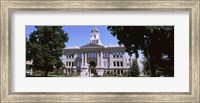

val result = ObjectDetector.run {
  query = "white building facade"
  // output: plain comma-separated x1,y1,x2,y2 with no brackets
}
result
63,26,133,77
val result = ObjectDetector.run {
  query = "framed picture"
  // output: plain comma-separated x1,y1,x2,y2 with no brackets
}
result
1,0,199,102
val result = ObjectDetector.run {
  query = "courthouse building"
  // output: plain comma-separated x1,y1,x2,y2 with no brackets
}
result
62,26,133,77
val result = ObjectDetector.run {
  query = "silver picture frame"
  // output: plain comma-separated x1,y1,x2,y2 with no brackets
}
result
0,0,199,102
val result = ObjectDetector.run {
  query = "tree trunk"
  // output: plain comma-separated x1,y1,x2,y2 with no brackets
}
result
45,70,48,77
144,48,152,76
151,67,156,77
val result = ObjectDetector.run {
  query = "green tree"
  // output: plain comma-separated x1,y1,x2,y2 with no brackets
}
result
130,59,140,77
141,59,150,76
26,26,68,76
107,26,174,77
26,37,32,61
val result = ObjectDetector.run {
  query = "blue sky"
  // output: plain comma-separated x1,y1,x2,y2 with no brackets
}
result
26,26,119,47
26,26,144,60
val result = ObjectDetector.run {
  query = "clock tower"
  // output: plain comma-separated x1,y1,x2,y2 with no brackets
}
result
90,26,102,45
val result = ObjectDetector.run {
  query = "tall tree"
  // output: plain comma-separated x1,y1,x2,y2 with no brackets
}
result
130,59,140,77
107,26,174,77
26,26,68,76
141,58,150,75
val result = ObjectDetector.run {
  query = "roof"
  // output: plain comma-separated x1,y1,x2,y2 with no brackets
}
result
80,42,104,48
64,46,80,49
104,44,124,48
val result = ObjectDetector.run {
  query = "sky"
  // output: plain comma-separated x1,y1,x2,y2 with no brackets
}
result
26,26,144,60
26,26,119,47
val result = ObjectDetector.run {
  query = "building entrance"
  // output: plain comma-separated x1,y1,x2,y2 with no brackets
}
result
89,61,96,75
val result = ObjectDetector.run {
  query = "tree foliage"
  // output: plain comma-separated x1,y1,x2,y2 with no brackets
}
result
130,59,140,77
141,59,150,75
107,26,174,77
26,26,68,76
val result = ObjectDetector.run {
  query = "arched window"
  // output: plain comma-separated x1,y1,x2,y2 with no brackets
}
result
117,61,119,66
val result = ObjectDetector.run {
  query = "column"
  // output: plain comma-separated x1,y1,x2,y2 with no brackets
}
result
66,69,68,74
122,53,126,68
89,69,91,77
109,53,113,68
100,51,103,68
74,54,77,60
85,52,87,67
97,52,99,68
30,69,33,75
81,53,84,67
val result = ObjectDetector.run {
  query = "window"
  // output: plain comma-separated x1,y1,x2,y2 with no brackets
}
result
112,53,115,58
116,53,119,58
78,53,82,58
113,61,116,67
103,53,108,58
117,61,119,66
103,53,105,58
116,55,119,58
90,53,93,58
69,62,71,66
104,61,106,67
93,53,96,58
104,61,108,67
69,54,74,58
77,62,82,67
121,61,123,66
80,62,82,67
72,62,74,66
66,62,68,66
88,52,95,58
77,62,79,67
88,52,96,58
120,53,123,58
